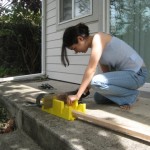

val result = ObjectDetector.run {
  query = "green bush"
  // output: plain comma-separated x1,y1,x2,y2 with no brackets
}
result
0,22,41,77
0,0,41,77
0,66,21,77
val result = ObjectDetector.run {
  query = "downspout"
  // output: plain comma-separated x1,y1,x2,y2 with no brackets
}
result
97,0,108,74
0,0,46,82
41,0,46,75
106,0,110,33
99,0,109,33
102,0,106,32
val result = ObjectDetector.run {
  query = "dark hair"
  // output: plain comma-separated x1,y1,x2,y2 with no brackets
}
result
61,23,89,67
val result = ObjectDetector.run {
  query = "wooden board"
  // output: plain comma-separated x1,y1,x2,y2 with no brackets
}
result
72,110,150,143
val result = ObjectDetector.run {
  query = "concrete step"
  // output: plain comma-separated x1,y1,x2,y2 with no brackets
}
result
0,80,150,150
0,129,42,150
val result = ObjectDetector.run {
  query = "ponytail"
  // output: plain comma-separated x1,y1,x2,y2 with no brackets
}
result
61,44,69,67
61,23,89,67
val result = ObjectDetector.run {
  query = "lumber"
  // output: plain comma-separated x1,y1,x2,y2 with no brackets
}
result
72,110,150,143
41,98,150,143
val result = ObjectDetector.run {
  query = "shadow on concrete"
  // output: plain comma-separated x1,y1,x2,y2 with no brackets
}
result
0,80,149,150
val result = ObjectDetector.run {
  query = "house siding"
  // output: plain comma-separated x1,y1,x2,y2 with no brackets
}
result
45,0,101,83
45,0,150,83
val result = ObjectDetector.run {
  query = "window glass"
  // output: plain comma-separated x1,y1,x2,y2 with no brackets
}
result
110,0,150,82
74,0,91,18
59,0,92,23
60,0,72,22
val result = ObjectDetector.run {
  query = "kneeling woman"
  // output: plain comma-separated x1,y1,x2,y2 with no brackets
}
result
61,23,148,110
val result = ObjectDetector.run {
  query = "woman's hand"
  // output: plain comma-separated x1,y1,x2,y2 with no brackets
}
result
67,95,79,105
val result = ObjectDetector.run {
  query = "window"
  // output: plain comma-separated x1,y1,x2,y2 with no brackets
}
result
109,0,150,82
59,0,92,23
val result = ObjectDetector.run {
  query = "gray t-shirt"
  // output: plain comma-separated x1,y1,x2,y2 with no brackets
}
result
100,37,144,73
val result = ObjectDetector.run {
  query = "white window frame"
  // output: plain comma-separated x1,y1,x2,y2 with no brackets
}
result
57,0,99,30
58,0,93,24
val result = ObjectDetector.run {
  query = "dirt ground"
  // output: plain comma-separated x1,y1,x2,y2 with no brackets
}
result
0,104,15,134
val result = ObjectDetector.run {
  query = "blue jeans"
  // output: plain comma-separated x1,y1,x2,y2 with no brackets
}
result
90,67,148,106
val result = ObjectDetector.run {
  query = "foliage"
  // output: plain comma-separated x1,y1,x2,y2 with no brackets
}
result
0,66,21,77
110,0,150,36
12,0,41,14
0,0,41,77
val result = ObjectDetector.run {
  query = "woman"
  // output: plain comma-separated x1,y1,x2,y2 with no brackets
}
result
61,23,148,110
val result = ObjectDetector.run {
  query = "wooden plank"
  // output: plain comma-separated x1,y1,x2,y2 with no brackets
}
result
72,110,150,143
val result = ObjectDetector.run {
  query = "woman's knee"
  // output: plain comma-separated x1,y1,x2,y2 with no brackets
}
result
90,74,109,90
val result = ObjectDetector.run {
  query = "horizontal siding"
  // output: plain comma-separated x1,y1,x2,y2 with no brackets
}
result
88,22,99,33
47,64,86,75
46,9,56,19
45,0,99,83
47,72,83,83
46,48,61,56
47,1,56,12
46,39,62,48
47,67,102,84
47,16,56,26
47,46,91,56
46,24,56,34
46,31,63,41
46,55,89,65
47,0,54,5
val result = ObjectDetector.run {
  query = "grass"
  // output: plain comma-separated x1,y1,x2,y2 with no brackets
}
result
0,66,21,77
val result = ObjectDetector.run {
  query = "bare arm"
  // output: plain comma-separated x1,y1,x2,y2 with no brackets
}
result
67,33,107,105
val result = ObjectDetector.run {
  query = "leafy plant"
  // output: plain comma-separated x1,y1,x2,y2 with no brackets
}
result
0,0,42,77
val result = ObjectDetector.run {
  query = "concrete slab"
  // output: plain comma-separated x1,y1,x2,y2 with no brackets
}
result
0,129,42,150
0,79,150,150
